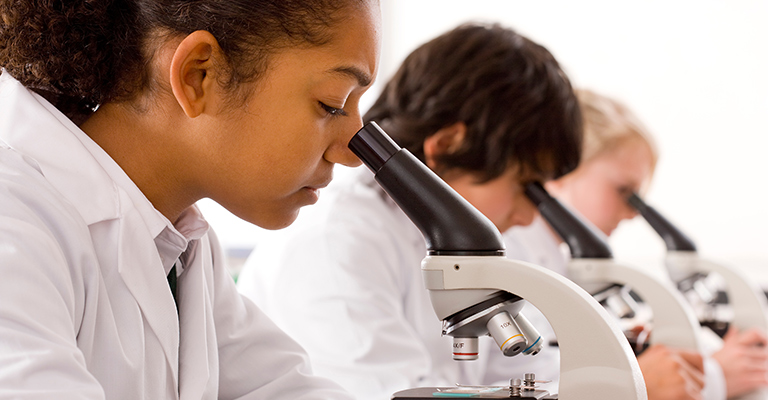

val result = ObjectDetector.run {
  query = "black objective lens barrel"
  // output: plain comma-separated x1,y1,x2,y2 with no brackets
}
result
525,182,612,259
348,122,505,256
627,193,697,252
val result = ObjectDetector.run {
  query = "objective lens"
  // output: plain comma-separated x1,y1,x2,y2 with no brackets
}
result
452,337,479,360
486,312,527,357
514,312,543,356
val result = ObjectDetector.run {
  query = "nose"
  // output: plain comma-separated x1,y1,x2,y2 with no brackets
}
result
507,197,538,229
325,119,364,168
620,203,639,222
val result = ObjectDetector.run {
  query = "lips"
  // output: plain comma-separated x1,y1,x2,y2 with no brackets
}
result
305,180,330,191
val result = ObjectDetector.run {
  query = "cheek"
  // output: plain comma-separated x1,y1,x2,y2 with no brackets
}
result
479,191,534,232
566,184,611,226
584,190,626,233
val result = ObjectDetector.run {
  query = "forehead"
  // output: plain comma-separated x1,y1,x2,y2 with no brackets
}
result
315,1,380,84
590,140,654,183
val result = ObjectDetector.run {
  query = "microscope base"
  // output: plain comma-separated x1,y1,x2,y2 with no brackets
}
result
392,387,556,399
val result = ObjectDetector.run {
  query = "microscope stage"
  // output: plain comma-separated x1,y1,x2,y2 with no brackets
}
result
391,387,555,399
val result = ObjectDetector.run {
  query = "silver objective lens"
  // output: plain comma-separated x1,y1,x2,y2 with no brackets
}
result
452,337,479,360
514,313,543,356
486,312,527,357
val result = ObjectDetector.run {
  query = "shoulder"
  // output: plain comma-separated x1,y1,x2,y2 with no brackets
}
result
0,145,85,230
0,145,95,309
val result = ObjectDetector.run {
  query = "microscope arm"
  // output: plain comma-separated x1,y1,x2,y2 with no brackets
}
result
423,255,647,400
629,193,768,400
526,182,702,350
666,251,768,332
568,259,702,350
667,256,768,400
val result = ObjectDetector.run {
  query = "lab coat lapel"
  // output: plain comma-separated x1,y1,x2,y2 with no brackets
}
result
116,200,180,390
178,238,216,399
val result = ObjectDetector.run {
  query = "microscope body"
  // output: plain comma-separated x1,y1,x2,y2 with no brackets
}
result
349,123,647,400
524,182,702,353
568,258,702,352
422,255,647,400
666,250,768,334
666,254,768,400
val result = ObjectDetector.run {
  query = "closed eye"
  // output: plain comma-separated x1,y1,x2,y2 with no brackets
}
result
319,102,348,117
617,185,634,198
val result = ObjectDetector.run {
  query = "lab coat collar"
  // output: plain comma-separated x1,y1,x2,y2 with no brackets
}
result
155,205,210,277
0,73,211,246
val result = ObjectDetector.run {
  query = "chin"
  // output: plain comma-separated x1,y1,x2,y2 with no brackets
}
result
263,213,301,230
239,208,301,231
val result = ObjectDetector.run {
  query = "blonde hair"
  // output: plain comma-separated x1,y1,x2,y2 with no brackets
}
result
576,89,659,175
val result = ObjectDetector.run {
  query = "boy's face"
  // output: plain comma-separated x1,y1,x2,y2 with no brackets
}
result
443,166,541,234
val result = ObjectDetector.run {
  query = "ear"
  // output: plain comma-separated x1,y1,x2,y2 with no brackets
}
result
169,30,221,118
423,122,467,170
543,178,562,192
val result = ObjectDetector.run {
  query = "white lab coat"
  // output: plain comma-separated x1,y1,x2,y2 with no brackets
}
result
503,216,728,399
0,72,352,400
236,169,561,399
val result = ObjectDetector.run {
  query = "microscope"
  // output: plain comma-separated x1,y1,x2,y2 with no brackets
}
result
628,193,768,400
627,193,768,336
348,122,646,399
524,182,702,355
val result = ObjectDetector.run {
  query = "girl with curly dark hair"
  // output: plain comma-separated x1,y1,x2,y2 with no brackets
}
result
0,0,379,398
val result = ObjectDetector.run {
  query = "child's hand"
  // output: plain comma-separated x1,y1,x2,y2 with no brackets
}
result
638,344,704,400
713,327,768,397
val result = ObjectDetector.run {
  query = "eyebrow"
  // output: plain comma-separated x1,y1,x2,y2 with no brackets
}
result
330,65,373,87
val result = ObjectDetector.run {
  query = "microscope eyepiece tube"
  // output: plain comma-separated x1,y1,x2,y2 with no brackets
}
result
525,182,613,259
348,122,506,256
452,337,479,361
513,312,543,356
486,312,527,357
627,192,697,252
347,122,400,173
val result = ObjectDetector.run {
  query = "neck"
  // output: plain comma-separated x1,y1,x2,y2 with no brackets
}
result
80,102,202,223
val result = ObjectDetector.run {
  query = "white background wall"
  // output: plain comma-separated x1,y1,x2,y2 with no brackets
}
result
199,0,768,281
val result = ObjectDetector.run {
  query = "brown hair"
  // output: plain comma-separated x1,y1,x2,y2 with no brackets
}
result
364,23,582,182
0,0,363,119
576,89,658,174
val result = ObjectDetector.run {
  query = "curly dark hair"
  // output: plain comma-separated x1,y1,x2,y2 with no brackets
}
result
0,0,363,119
364,23,582,182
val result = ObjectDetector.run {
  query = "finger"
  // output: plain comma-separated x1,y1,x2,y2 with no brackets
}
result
739,328,768,347
675,355,706,389
677,350,705,373
723,326,740,343
685,377,705,400
741,351,768,362
682,374,705,398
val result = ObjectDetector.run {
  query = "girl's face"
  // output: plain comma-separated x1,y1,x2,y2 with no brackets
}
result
547,138,654,236
444,167,540,234
199,3,381,229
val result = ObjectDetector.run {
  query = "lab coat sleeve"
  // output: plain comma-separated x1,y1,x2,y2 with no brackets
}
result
238,197,451,400
0,152,105,399
702,356,726,400
699,327,727,400
208,229,354,400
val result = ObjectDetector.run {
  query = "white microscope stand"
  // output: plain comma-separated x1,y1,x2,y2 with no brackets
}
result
422,255,647,400
568,258,703,351
666,251,768,333
667,251,768,400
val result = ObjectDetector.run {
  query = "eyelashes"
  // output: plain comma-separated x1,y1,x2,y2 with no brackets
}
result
319,102,348,117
